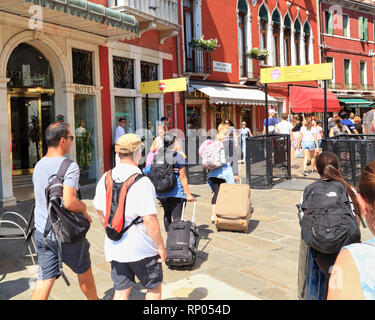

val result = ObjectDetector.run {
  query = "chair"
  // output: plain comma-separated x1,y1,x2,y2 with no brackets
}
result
0,205,36,268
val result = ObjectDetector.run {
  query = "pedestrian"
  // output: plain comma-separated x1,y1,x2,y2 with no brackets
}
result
329,116,351,137
300,151,362,299
207,123,239,223
263,109,278,135
31,122,98,300
291,114,302,161
240,121,252,163
340,111,358,134
327,160,375,300
160,116,169,132
353,116,364,135
113,118,126,167
276,113,293,135
146,133,194,233
328,112,339,131
298,117,318,176
93,133,166,300
314,119,324,156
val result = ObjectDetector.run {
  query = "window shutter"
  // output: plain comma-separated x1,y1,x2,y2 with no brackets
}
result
359,16,364,39
328,11,334,35
364,18,369,41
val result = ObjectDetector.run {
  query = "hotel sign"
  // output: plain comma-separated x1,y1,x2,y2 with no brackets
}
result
260,63,333,84
73,84,96,95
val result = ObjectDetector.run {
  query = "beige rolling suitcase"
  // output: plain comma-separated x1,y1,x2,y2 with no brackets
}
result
214,182,252,232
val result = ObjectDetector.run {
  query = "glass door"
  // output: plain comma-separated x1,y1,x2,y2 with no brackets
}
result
10,95,42,175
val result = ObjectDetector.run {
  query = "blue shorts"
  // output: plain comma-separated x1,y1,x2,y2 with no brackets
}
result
34,230,91,280
301,141,316,150
318,139,322,148
111,255,163,291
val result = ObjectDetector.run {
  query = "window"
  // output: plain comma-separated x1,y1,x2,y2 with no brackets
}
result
142,98,159,137
360,61,366,87
115,97,136,133
272,10,281,66
326,57,334,86
343,15,349,37
184,0,194,72
187,106,202,135
325,11,333,35
141,61,158,82
304,22,311,65
238,11,247,77
72,49,93,85
283,15,291,66
294,19,301,65
344,59,351,86
259,4,268,64
359,16,369,40
113,56,134,89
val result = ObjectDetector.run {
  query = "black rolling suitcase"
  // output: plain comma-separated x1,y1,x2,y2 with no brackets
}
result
165,200,198,269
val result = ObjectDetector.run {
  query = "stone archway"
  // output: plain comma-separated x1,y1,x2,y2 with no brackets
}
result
0,31,71,205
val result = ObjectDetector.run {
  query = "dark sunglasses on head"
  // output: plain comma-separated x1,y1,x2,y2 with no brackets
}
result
65,135,74,141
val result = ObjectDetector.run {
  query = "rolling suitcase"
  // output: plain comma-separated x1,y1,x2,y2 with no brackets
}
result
215,182,252,232
165,200,199,269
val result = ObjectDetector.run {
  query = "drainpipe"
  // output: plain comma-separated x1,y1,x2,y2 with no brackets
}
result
175,1,182,130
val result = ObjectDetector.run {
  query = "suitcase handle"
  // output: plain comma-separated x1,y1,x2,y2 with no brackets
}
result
181,199,197,222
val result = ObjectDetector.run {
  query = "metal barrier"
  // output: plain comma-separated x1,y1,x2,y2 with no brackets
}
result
245,134,291,189
322,135,375,186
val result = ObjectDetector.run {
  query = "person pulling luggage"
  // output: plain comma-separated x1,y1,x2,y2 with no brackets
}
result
144,133,194,233
205,123,239,223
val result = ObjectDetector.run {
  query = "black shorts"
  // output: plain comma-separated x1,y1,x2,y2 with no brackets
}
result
111,255,163,291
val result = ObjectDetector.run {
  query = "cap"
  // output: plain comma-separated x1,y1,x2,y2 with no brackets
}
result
160,116,168,121
115,133,143,154
269,109,277,114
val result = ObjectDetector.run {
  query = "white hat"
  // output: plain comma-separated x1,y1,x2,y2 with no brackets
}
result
269,109,277,114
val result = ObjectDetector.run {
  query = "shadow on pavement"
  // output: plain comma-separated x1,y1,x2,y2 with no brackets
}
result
0,276,35,299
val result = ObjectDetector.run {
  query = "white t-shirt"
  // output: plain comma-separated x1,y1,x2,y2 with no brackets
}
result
300,126,317,142
316,126,323,140
277,121,293,134
93,163,159,263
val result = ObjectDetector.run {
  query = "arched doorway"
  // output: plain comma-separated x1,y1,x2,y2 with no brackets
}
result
7,43,55,176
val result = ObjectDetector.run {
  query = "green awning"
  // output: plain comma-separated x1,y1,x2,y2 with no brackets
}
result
17,0,139,36
339,98,374,107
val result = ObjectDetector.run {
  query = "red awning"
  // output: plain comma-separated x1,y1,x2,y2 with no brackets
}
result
289,86,340,113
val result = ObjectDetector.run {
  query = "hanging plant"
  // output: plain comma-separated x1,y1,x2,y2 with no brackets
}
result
246,48,269,60
189,36,219,52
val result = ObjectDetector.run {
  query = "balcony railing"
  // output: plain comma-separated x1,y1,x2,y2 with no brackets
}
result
328,82,341,90
360,84,373,91
345,84,358,91
184,49,212,76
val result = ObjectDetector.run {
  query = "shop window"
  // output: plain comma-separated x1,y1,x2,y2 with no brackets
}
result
142,98,159,137
187,106,201,135
141,61,158,82
165,104,174,128
113,56,134,89
115,97,136,133
72,48,93,85
74,94,97,184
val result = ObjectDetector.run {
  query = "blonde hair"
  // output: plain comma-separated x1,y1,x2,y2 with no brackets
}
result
216,123,229,141
353,116,362,124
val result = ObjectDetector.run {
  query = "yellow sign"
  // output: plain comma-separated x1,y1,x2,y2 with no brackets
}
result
140,77,187,94
260,63,333,84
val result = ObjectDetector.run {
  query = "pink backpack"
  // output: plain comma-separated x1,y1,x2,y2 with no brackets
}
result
202,140,225,170
199,139,213,157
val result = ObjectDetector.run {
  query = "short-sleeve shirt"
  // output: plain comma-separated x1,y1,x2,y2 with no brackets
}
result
300,126,317,142
33,157,80,233
240,127,251,142
93,163,159,263
113,125,125,144
316,126,323,140
277,121,293,134
342,119,356,133
263,117,278,133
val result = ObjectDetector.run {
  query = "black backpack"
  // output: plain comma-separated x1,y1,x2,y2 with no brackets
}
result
300,179,361,254
147,151,177,194
44,158,90,244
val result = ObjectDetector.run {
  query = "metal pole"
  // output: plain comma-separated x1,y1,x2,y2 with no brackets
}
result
265,84,269,136
324,80,328,139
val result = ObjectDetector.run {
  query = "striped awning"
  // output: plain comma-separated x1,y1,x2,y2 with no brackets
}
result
0,0,138,38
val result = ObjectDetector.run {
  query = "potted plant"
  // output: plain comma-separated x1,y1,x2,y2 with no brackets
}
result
76,127,94,170
258,49,269,61
189,36,219,52
246,48,269,60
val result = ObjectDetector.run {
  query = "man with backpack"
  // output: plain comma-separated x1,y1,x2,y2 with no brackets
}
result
263,109,278,135
31,122,98,300
93,133,166,300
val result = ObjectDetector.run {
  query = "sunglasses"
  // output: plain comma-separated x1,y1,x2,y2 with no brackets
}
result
65,135,74,141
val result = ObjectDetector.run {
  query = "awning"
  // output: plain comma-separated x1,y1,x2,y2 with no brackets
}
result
0,0,138,38
339,98,374,108
290,86,340,113
191,85,278,106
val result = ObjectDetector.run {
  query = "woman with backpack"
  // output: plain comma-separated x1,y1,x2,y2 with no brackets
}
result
329,116,351,137
299,151,363,299
327,160,375,299
298,117,319,176
206,123,239,223
145,133,194,233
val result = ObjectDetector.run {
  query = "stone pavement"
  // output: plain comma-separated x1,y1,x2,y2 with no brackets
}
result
0,158,372,300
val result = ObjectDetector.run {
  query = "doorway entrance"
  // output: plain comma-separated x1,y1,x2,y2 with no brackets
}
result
9,90,55,176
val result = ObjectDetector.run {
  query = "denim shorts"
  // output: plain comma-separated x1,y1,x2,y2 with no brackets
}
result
33,230,91,280
110,255,163,291
301,141,316,150
318,139,322,148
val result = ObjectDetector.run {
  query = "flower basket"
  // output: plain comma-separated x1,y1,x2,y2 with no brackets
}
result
189,36,218,52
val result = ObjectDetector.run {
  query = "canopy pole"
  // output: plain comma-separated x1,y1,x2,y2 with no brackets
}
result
324,80,328,139
265,84,269,137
